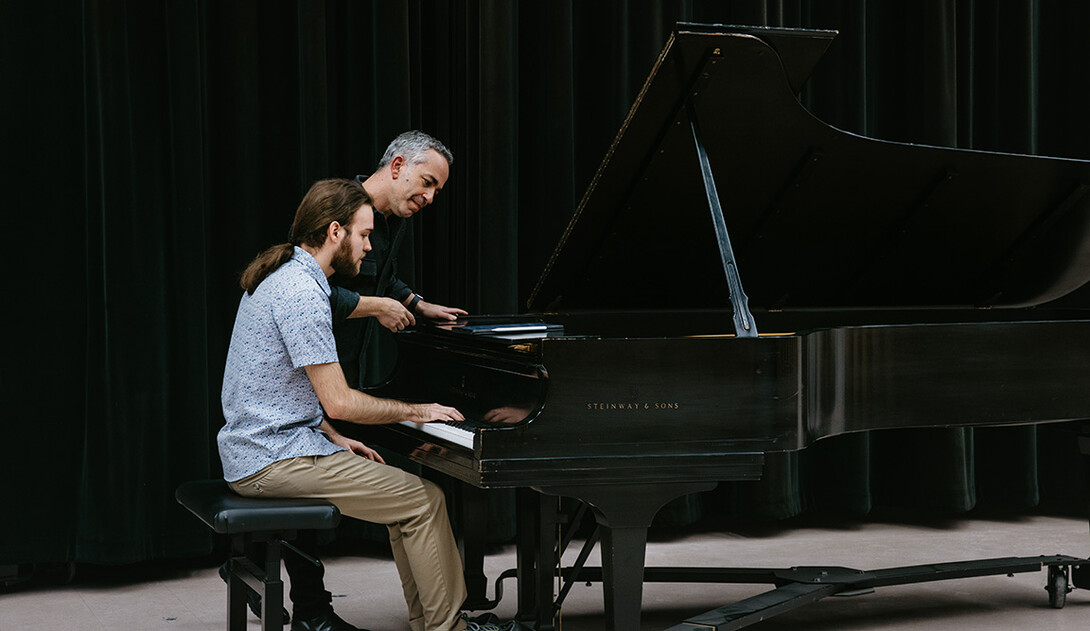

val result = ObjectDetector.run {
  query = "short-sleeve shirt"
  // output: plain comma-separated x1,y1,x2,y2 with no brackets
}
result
218,247,345,482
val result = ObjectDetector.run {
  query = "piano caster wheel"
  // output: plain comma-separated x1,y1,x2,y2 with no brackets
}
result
1047,565,1069,609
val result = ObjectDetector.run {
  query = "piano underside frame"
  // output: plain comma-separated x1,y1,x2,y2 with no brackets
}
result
453,476,1090,631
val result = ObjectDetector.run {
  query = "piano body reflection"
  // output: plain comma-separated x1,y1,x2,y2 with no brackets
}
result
335,23,1090,631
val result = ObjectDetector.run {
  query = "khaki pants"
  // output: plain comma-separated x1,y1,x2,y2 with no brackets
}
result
230,450,468,631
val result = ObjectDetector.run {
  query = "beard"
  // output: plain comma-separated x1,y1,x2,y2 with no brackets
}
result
330,237,361,277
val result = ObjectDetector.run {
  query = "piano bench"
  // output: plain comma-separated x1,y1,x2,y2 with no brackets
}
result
175,479,341,631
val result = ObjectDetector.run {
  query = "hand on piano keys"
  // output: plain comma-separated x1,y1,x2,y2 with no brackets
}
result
405,402,464,424
398,405,533,451
400,403,472,450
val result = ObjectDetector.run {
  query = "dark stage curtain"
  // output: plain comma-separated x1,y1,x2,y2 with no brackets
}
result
4,0,1089,567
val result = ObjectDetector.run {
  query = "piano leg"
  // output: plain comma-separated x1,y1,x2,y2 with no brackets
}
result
516,488,561,630
599,525,649,631
536,482,717,631
457,482,490,609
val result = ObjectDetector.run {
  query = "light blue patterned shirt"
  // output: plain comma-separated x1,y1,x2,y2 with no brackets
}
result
218,247,345,482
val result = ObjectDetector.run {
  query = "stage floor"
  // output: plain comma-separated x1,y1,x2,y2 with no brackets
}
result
3,511,1089,630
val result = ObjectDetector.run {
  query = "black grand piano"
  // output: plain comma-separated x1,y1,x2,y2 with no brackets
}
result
339,23,1090,631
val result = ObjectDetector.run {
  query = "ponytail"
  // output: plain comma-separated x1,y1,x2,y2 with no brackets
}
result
239,243,295,295
237,178,370,295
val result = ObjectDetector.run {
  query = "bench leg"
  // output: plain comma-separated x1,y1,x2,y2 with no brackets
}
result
261,539,285,631
227,539,249,631
227,534,287,631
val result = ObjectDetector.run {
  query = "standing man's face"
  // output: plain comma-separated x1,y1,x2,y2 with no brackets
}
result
388,149,449,218
331,204,375,277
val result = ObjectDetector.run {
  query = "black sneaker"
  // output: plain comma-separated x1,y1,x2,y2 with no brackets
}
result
461,613,529,631
290,610,369,631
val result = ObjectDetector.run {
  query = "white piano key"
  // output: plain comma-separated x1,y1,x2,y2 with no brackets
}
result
399,420,475,449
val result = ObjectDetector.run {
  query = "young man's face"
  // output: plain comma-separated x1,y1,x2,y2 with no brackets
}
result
388,149,450,218
331,204,374,277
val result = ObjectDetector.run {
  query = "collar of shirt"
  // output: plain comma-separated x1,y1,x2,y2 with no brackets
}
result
291,246,332,297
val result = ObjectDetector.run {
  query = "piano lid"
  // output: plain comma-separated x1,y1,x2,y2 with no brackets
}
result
528,23,1090,313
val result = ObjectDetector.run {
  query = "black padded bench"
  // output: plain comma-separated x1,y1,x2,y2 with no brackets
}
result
176,479,341,631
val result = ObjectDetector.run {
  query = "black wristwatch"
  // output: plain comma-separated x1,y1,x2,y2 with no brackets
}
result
408,294,423,313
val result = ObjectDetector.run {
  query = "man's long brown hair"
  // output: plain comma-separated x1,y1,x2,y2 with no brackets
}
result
239,178,370,294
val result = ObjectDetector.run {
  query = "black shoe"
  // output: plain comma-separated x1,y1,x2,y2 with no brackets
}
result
289,610,369,631
219,560,291,624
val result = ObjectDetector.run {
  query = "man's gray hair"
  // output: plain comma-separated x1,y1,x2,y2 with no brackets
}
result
377,130,454,169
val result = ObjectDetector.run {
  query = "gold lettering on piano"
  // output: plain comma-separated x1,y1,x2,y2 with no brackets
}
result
586,402,680,411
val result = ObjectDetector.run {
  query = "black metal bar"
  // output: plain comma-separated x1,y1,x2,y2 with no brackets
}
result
558,502,590,556
280,538,321,567
565,556,1086,589
667,583,842,631
659,554,1088,631
848,555,1082,589
688,101,757,338
561,566,782,585
554,526,600,610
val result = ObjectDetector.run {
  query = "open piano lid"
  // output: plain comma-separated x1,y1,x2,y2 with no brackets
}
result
528,23,1090,314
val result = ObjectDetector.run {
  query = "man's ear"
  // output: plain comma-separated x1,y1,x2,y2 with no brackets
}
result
389,155,405,179
327,221,343,243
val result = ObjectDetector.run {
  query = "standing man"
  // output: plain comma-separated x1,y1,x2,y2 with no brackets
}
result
332,130,468,389
219,178,516,631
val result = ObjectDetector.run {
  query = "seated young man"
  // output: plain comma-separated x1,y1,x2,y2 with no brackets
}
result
218,178,520,631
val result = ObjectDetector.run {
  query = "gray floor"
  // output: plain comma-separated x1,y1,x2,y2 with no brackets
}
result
3,512,1089,631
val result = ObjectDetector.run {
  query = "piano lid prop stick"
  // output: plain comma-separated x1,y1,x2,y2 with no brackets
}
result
687,98,758,337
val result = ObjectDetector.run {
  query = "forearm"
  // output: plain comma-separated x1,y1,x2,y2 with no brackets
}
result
350,295,401,319
409,294,469,321
327,388,416,425
306,362,460,425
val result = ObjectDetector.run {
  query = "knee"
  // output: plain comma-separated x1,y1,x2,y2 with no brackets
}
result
396,479,450,535
420,478,448,511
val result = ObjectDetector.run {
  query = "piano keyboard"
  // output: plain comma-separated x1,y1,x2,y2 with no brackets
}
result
399,420,475,449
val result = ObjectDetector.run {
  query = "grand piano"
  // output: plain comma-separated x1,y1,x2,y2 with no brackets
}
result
338,23,1090,631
